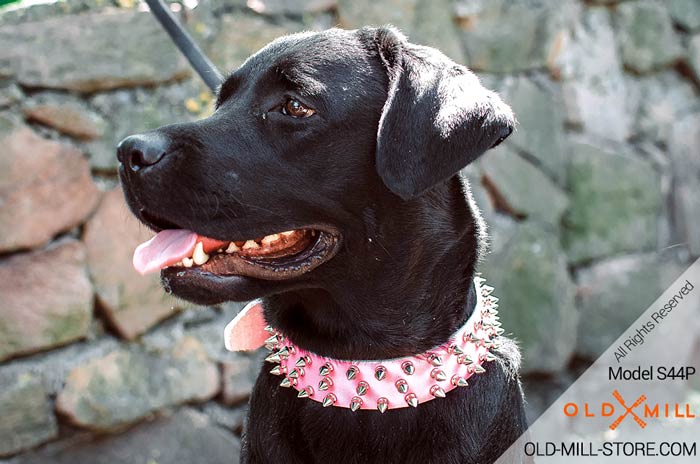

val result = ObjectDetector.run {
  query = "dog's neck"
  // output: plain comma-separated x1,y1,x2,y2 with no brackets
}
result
263,177,483,360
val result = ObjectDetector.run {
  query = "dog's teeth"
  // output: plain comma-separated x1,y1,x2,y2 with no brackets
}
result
225,242,240,253
182,257,194,267
192,242,209,265
243,240,260,250
261,233,280,245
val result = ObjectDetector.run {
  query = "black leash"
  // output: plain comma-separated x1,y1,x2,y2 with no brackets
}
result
145,0,223,92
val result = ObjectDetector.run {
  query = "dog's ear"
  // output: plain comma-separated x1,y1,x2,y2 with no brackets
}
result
368,27,515,200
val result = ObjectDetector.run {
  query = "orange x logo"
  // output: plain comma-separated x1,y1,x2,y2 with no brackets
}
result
609,389,647,430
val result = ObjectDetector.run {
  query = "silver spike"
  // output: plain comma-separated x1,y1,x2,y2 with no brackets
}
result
450,344,464,355
270,365,283,376
405,393,418,408
430,385,446,398
395,379,408,394
402,361,415,375
431,369,447,382
494,328,505,336
264,325,275,334
299,386,313,398
349,396,362,412
483,352,497,362
428,354,443,367
289,368,304,379
374,366,386,381
265,353,281,363
481,285,494,296
346,366,358,380
319,363,333,376
280,378,293,388
295,356,311,368
474,364,486,374
265,334,280,345
377,397,389,413
459,354,474,365
356,381,369,396
322,393,337,408
451,375,468,387
318,377,333,391
277,347,290,358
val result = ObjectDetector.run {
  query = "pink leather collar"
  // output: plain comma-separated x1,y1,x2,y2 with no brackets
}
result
224,276,501,412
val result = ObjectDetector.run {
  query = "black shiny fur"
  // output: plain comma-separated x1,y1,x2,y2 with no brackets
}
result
118,26,527,463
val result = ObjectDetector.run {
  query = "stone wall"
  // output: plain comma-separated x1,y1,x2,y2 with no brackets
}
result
0,0,698,462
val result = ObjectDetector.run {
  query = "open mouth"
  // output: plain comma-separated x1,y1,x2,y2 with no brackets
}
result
133,226,340,280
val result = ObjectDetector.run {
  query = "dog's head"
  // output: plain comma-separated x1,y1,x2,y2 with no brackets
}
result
117,27,514,306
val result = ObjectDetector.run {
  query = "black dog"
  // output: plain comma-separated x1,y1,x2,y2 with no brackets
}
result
118,26,527,463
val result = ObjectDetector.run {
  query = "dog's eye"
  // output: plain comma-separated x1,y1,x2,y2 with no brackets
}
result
282,99,315,118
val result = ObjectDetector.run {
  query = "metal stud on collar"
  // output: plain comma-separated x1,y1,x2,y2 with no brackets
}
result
356,381,369,396
298,386,314,398
319,363,333,376
350,396,363,412
268,277,501,411
375,365,387,381
395,379,408,393
318,377,333,391
428,354,443,367
430,385,446,398
322,393,337,407
451,375,468,387
377,397,389,413
405,393,418,407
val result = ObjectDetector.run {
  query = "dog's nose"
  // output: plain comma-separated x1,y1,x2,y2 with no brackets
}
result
117,133,170,171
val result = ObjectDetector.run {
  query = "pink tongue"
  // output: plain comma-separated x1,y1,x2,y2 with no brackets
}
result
133,229,198,275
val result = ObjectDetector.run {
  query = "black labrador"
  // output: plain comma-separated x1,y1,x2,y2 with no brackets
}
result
117,26,527,463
